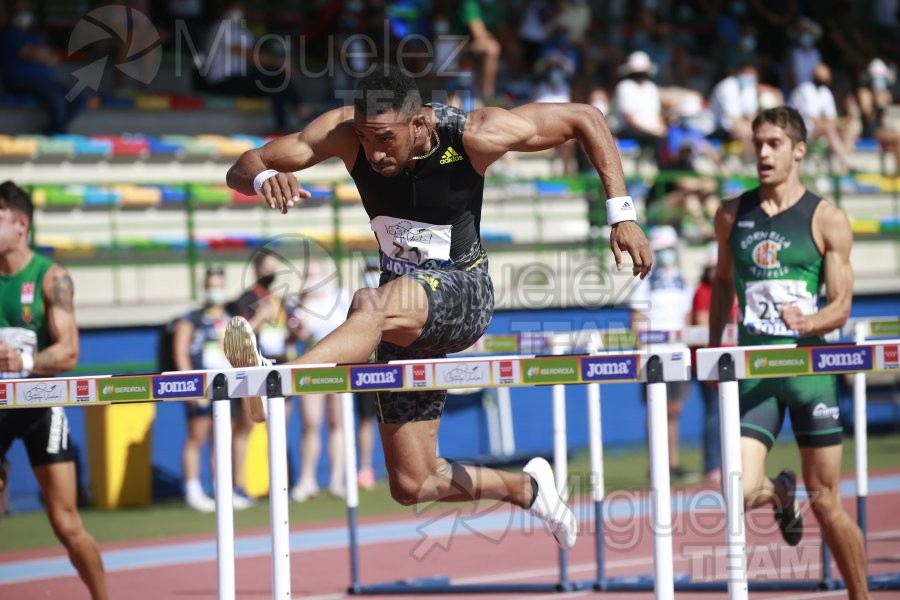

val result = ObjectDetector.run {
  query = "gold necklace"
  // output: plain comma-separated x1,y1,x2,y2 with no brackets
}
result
411,128,440,161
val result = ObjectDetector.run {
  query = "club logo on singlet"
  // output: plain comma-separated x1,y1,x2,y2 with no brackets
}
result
741,231,792,278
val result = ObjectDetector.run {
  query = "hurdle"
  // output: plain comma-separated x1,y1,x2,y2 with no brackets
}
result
335,328,688,599
697,338,900,595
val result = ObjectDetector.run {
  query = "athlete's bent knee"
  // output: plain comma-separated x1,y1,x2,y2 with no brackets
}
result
388,473,426,507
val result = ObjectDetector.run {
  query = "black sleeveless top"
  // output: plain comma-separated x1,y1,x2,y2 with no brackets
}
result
350,103,486,275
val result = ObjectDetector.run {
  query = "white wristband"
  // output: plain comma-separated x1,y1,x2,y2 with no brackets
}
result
606,196,637,225
253,169,280,196
20,352,33,375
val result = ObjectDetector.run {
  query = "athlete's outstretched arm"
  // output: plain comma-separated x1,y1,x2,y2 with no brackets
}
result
226,106,356,213
781,202,854,336
464,103,652,277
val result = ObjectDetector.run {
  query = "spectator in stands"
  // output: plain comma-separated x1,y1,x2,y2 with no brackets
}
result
822,0,874,110
533,53,577,174
0,0,90,134
630,225,699,483
289,261,349,502
226,250,298,506
716,21,759,81
790,63,854,174
453,0,504,102
613,51,667,148
517,0,555,76
710,63,759,159
652,94,722,242
202,1,308,133
857,58,900,173
746,0,799,87
173,266,244,513
785,17,823,89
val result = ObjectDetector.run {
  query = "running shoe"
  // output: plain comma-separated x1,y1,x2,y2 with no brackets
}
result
523,457,577,549
186,492,216,513
223,316,270,423
290,481,320,503
232,489,256,510
774,468,803,546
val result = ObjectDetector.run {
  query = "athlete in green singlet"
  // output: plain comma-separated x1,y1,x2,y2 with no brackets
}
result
709,107,867,599
0,181,108,599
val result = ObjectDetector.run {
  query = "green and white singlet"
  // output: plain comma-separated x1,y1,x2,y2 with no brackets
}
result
728,189,842,449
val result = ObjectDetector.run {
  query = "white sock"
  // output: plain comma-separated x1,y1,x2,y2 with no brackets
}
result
186,479,205,498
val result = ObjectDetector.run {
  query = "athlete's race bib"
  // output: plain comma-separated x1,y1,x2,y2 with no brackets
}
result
0,327,38,379
742,279,817,337
371,216,452,275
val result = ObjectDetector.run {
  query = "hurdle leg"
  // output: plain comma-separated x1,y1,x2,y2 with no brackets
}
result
266,371,291,600
717,354,748,600
212,381,236,600
341,392,362,593
552,381,570,591
645,356,674,600
853,321,868,547
586,381,606,590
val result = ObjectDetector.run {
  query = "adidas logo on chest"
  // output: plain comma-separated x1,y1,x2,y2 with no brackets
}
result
439,146,464,164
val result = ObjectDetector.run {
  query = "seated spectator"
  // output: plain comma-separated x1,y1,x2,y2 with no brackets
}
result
453,0,503,102
789,63,854,174
612,51,667,147
533,53,577,174
652,95,722,242
0,0,90,134
203,1,308,133
785,17,823,89
709,63,759,159
857,58,900,173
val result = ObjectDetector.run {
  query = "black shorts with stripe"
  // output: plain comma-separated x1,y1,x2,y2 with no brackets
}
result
0,407,75,467
375,250,494,423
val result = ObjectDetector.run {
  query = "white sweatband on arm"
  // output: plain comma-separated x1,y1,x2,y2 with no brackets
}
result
20,352,33,375
253,169,280,196
606,196,637,225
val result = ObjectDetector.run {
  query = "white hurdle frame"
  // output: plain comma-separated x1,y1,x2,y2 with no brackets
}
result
698,337,900,596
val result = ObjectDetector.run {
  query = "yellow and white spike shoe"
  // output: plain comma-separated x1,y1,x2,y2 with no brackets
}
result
223,316,271,423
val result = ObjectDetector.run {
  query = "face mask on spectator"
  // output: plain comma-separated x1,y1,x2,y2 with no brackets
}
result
656,248,677,268
737,73,757,88
258,274,276,289
206,288,227,307
434,18,450,35
740,36,756,52
548,68,567,87
813,76,828,87
732,2,746,16
631,72,650,83
13,11,33,29
798,32,814,48
226,9,243,22
872,77,888,91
